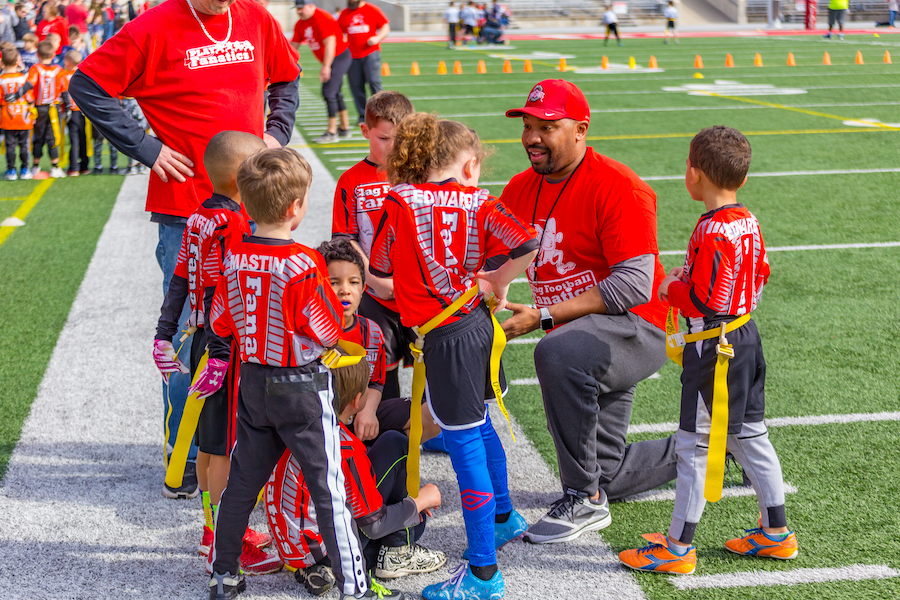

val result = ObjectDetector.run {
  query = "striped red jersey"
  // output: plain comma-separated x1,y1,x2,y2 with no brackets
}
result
369,180,537,328
332,158,398,312
343,315,387,391
668,204,769,324
26,63,67,106
210,238,345,366
173,195,252,329
264,423,385,569
0,72,34,130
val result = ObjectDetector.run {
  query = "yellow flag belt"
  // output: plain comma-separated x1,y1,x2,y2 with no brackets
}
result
406,286,514,498
665,307,750,502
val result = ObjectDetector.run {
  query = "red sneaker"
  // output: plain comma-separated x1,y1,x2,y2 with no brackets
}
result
243,527,272,549
239,539,283,575
199,526,214,557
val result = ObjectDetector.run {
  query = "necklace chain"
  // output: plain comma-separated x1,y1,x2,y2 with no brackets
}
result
530,155,586,284
186,0,232,45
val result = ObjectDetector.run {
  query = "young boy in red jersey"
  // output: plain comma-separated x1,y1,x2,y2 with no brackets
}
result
369,113,538,600
619,126,797,575
152,131,278,576
0,47,34,180
265,353,446,597
206,148,371,600
62,50,89,177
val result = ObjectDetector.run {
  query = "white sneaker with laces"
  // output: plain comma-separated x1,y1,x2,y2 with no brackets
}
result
375,543,447,579
49,166,66,178
524,489,611,544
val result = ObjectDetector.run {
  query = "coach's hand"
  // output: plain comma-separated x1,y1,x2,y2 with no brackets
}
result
500,302,540,340
263,133,281,149
152,144,194,183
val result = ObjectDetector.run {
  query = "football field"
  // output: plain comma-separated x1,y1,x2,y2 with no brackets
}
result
1,29,899,599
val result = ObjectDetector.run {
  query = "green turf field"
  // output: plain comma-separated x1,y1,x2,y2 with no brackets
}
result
0,30,898,599
293,32,900,598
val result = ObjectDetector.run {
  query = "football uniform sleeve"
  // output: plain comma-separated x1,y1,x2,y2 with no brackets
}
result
292,253,345,349
332,174,358,241
667,233,735,318
368,321,386,390
156,275,189,342
368,197,397,277
481,197,538,259
209,275,237,343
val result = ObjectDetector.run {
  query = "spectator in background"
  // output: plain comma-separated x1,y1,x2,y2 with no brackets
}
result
603,4,622,46
823,0,847,39
338,0,389,126
444,1,459,48
36,2,69,53
663,0,678,44
478,11,502,44
13,4,32,45
66,0,89,37
20,32,37,68
0,8,15,44
888,0,897,27
460,0,477,45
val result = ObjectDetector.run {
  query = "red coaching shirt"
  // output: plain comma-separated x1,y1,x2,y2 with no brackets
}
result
667,204,769,321
36,16,69,53
292,7,348,64
369,181,537,328
78,0,300,219
338,2,388,59
501,147,668,330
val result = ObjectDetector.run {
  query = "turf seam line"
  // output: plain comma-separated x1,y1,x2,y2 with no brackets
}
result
628,411,900,435
620,481,798,503
670,564,900,590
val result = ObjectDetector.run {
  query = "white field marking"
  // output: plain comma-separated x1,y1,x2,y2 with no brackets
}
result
511,373,660,383
329,156,368,162
571,64,664,74
663,80,808,95
670,565,900,591
843,117,900,128
621,481,798,503
323,149,369,155
508,336,543,345
628,411,900,435
660,241,900,256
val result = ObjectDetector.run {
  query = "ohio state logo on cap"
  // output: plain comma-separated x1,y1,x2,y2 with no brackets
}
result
528,85,545,103
505,79,591,123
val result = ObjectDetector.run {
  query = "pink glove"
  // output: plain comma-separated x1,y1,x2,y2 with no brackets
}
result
189,358,230,400
152,339,189,380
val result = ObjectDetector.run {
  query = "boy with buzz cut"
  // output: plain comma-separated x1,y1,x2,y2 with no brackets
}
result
152,131,278,576
619,126,797,575
0,47,35,181
206,148,371,600
265,351,445,598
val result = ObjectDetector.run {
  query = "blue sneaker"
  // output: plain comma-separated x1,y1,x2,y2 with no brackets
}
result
20,167,32,180
422,432,448,453
4,169,17,181
462,510,527,560
422,564,504,600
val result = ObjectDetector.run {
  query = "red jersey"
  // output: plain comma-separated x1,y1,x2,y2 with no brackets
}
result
500,148,668,330
668,204,769,325
27,63,67,106
369,181,537,328
66,3,89,33
337,3,388,59
264,423,385,569
343,315,386,391
292,7,348,64
173,195,252,329
78,0,300,219
332,158,397,312
0,72,34,130
210,237,345,366
36,16,70,53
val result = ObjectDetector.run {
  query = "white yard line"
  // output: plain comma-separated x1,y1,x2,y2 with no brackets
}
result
621,482,798,503
628,411,900,435
671,564,900,591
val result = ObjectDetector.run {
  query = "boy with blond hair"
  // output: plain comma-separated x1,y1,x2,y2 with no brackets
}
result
0,47,34,180
206,148,371,600
619,126,797,575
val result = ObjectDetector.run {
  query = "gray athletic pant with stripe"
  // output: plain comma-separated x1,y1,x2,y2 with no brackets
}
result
211,361,368,596
533,312,677,500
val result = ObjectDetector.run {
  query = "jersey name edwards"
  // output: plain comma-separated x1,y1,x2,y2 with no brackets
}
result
184,40,255,70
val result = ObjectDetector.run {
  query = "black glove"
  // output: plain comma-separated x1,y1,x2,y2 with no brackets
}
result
4,90,20,103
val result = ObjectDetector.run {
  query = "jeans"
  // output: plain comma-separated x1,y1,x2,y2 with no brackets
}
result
156,222,197,463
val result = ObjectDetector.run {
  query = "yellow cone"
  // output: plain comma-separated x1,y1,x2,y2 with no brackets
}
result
601,55,609,70
694,72,704,79
558,57,568,71
628,56,636,69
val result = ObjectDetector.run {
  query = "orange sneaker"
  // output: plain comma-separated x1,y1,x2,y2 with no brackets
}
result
725,528,798,559
618,533,697,575
243,526,272,549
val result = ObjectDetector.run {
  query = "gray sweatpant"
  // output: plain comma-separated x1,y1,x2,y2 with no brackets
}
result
533,312,677,500
669,422,787,544
348,51,383,121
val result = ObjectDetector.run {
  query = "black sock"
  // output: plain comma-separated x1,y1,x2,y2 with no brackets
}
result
383,368,400,400
495,511,511,523
470,564,498,581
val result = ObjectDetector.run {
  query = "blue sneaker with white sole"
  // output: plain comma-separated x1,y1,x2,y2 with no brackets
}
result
422,564,504,600
462,510,527,560
421,432,448,453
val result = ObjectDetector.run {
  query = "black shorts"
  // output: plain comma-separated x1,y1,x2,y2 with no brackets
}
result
606,23,618,35
667,19,675,29
464,24,475,35
191,327,239,456
349,395,418,440
359,292,415,368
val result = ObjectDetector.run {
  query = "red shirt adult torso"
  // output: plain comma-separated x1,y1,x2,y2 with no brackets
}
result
36,16,70,52
292,7,347,64
0,73,35,130
369,181,536,328
342,315,387,390
66,4,89,32
77,0,300,218
338,3,387,59
27,63,67,106
500,147,668,330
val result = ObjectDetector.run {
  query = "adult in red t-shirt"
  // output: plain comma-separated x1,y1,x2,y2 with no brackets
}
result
291,0,352,143
65,0,90,33
36,3,69,54
499,79,677,544
337,0,389,125
68,0,300,503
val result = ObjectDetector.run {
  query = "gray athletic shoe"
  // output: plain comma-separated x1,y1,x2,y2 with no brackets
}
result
375,543,447,579
524,489,611,544
163,460,199,499
208,571,245,600
314,131,338,144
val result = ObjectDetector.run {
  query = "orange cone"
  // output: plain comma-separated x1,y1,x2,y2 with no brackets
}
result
477,59,487,74
523,60,533,73
601,55,609,70
381,62,390,76
437,60,447,74
453,60,463,74
558,57,568,71
725,53,734,67
823,51,831,65
694,55,703,68
648,55,658,69
787,52,796,66
410,61,420,75
299,70,304,78
885,50,892,64
754,53,763,67
855,50,864,64
503,59,512,73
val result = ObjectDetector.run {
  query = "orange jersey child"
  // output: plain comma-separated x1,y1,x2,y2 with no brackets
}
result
0,48,34,179
18,41,68,175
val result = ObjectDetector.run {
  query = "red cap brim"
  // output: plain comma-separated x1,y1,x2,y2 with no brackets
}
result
505,107,569,120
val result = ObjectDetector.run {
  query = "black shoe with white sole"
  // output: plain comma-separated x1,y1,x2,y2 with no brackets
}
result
524,488,612,544
209,571,246,600
295,563,335,596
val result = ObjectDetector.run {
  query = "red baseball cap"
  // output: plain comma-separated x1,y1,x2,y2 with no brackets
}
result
505,79,591,124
